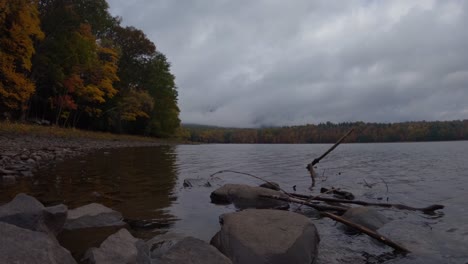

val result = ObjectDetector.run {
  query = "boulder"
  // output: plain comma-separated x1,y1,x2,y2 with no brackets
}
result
210,184,289,209
259,181,281,191
146,232,186,259
64,203,125,230
183,178,212,188
155,237,232,264
211,209,320,264
341,207,388,234
0,222,76,264
0,193,67,236
84,228,150,264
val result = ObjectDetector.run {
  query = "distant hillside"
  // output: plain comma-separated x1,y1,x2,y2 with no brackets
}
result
182,120,468,143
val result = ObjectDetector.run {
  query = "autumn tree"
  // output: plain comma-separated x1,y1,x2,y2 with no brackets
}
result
0,0,44,118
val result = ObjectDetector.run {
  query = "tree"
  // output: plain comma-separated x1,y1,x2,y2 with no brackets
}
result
0,0,44,117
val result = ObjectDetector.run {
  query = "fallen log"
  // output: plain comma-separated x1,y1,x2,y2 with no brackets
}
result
321,211,410,253
288,193,444,214
260,194,349,213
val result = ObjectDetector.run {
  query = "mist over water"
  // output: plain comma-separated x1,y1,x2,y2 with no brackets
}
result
1,142,467,263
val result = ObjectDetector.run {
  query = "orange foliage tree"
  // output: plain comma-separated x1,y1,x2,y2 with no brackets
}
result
0,0,44,117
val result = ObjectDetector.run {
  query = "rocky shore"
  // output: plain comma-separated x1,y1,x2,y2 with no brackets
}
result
0,132,167,185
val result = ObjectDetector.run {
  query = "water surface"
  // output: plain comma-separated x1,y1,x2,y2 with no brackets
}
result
1,142,467,263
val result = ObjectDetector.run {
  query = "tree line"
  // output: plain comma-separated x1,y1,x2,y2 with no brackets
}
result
0,0,180,137
185,120,468,143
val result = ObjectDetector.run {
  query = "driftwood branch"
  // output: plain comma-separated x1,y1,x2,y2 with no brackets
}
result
306,128,354,188
288,193,444,214
260,194,349,213
321,211,410,253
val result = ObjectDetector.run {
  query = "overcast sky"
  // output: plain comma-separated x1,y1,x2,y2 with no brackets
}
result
107,0,468,127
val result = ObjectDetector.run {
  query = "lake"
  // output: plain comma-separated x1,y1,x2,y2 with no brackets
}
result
1,142,467,263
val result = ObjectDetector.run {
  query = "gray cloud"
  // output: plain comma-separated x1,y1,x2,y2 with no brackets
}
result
107,0,468,127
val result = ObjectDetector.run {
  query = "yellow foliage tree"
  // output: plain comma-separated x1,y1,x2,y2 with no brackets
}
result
0,0,44,115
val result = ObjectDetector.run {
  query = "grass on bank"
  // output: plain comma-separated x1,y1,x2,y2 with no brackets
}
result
0,121,184,143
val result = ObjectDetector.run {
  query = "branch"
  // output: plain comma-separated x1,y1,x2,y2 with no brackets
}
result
321,212,410,253
288,193,444,214
260,194,349,213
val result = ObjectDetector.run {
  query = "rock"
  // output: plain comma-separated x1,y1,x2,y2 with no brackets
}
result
341,207,388,233
64,203,125,230
84,228,150,264
156,237,232,264
0,168,15,175
0,193,67,236
2,175,16,184
210,184,289,209
0,222,76,264
146,232,186,259
211,209,320,264
183,178,212,188
259,181,281,191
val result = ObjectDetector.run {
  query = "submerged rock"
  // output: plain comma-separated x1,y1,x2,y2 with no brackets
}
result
155,237,232,264
259,181,281,191
211,209,320,264
210,184,289,209
84,228,150,264
341,207,388,233
0,222,76,264
0,193,67,236
64,203,125,230
183,178,212,188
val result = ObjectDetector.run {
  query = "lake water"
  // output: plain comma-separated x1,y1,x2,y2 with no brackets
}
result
1,142,467,263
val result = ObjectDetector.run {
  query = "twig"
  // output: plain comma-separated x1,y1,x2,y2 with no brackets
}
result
307,128,354,168
321,211,410,253
260,194,349,213
287,193,444,214
306,128,354,188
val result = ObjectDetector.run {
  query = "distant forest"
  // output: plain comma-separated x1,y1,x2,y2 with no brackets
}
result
184,120,468,143
0,0,180,137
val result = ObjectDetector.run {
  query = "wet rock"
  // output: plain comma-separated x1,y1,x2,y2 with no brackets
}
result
2,175,16,184
259,181,281,191
183,178,212,188
0,168,15,175
64,203,125,230
156,237,232,264
146,232,186,259
341,207,388,233
84,228,150,264
0,222,76,264
211,209,320,264
0,193,67,236
210,184,289,209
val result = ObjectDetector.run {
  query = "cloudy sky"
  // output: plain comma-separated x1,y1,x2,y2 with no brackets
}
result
107,0,468,127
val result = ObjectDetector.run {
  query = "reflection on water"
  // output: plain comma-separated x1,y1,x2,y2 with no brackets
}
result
1,142,468,263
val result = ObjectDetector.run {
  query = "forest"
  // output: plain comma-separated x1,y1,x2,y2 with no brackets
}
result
0,0,180,137
185,120,468,143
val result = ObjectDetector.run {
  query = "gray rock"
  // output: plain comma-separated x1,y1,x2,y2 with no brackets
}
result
84,228,150,264
147,232,186,259
341,207,388,233
2,175,16,184
156,237,232,264
183,178,211,188
0,193,67,236
211,209,320,264
64,203,125,230
0,168,15,175
0,222,76,264
210,184,289,209
259,181,281,191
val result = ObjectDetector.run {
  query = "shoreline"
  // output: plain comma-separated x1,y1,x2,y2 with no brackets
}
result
0,122,179,185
